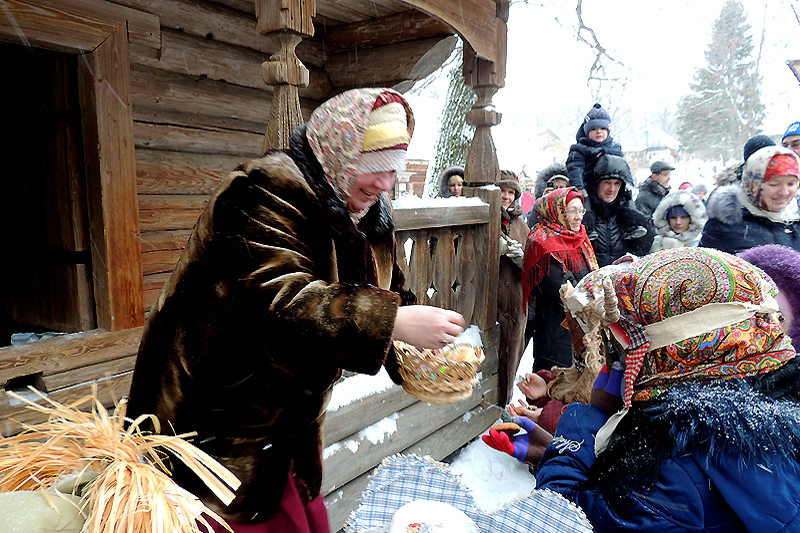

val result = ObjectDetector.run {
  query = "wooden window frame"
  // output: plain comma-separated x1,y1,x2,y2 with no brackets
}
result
0,0,151,332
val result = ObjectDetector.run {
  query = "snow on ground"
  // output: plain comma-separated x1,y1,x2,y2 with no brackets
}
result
327,329,538,511
448,339,537,511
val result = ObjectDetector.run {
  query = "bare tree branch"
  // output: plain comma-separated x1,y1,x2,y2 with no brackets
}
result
575,0,625,84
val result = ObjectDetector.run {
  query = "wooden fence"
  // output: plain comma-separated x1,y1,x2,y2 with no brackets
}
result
0,191,503,532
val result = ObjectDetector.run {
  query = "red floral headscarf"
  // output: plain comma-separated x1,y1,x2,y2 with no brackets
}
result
611,247,795,408
522,187,598,310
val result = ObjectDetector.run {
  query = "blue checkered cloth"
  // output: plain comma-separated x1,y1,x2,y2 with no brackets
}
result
345,454,592,533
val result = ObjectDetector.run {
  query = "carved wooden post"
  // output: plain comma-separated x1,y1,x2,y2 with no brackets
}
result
462,0,508,186
255,0,315,151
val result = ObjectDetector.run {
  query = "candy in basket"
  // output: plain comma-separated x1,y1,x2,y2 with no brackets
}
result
393,341,485,404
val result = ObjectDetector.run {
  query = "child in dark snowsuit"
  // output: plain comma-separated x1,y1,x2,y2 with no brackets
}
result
566,103,623,192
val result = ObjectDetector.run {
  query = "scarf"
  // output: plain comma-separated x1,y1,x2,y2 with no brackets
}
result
522,187,598,311
306,88,414,222
611,247,796,407
741,145,800,214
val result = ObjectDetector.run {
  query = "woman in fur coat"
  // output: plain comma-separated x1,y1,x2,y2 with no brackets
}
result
650,190,707,251
497,172,530,405
700,145,800,254
537,247,800,532
126,88,464,533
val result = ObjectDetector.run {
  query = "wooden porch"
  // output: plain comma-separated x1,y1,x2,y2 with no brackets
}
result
0,0,510,528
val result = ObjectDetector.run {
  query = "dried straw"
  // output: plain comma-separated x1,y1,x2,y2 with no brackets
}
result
0,387,241,533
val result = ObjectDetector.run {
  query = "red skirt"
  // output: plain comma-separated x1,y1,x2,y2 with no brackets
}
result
201,469,330,533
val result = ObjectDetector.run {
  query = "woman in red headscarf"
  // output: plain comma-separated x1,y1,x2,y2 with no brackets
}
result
523,187,598,373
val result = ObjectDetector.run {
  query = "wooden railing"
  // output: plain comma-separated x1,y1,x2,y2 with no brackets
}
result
0,193,503,531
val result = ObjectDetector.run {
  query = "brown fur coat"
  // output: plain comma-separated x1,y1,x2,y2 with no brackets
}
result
126,126,413,523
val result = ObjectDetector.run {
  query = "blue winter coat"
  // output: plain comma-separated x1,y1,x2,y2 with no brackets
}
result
699,184,800,254
537,386,800,533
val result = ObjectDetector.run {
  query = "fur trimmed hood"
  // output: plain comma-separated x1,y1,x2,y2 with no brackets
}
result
534,162,569,198
706,184,800,226
438,165,465,197
652,190,707,243
713,163,742,188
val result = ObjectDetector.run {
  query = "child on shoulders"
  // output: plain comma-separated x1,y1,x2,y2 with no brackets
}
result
566,103,623,192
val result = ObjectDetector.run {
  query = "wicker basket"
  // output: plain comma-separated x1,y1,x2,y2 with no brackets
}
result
393,341,485,404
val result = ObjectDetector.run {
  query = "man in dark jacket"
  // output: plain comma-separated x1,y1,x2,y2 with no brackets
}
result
635,160,673,218
583,154,654,266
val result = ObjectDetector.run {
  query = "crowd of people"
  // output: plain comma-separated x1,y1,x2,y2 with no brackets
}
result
478,104,800,532
116,88,800,533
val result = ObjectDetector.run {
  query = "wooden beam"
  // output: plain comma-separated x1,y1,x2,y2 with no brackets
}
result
322,9,452,52
108,0,328,67
0,328,142,387
0,0,117,53
33,0,160,48
136,149,240,195
133,121,264,158
129,28,333,101
137,194,208,232
320,377,489,494
78,25,145,331
402,0,498,63
393,203,489,231
324,35,456,89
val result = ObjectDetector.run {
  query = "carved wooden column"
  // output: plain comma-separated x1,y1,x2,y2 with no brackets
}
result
462,0,508,186
256,0,315,151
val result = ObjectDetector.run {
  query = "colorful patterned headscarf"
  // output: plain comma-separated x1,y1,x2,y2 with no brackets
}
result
522,187,598,310
306,88,415,218
741,145,800,211
611,247,795,407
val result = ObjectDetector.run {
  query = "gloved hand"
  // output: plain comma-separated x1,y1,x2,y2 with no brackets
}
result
482,415,553,466
590,361,624,414
501,234,525,268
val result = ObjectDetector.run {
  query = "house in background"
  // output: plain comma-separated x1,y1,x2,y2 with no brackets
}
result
625,128,680,184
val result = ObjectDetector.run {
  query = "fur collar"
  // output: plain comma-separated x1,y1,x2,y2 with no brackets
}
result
587,374,800,495
642,176,669,197
706,184,800,225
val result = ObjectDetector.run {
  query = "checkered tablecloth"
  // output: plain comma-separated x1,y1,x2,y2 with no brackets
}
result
345,454,592,533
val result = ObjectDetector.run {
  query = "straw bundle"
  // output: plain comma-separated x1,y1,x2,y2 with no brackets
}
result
0,387,241,533
394,341,484,404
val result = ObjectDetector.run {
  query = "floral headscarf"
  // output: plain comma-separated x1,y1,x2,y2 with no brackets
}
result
522,187,598,309
306,88,414,219
741,145,800,211
611,247,795,408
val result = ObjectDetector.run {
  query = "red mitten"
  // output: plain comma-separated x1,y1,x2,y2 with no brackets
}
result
482,429,514,455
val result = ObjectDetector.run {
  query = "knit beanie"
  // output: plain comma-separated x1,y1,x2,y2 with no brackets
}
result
665,204,690,220
783,122,800,142
743,134,776,161
354,92,411,174
583,103,611,136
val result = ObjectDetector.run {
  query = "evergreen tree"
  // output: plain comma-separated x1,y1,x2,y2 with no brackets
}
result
676,0,765,161
426,47,476,197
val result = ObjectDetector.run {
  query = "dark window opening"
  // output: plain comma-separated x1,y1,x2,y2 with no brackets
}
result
1,42,96,347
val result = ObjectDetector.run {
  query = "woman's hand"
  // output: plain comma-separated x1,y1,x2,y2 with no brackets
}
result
392,305,465,350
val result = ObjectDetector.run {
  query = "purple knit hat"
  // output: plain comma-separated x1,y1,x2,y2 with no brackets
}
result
738,245,800,352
